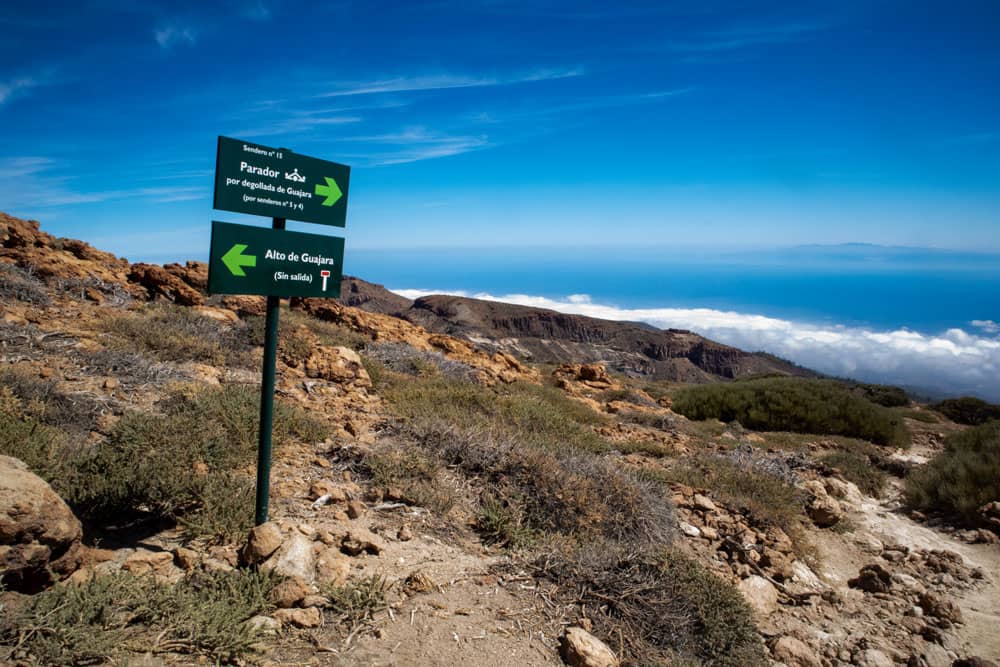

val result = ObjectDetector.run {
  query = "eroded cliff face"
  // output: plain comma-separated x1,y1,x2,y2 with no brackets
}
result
401,294,810,382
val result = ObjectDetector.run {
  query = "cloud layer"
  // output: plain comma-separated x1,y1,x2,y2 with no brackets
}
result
393,289,1000,401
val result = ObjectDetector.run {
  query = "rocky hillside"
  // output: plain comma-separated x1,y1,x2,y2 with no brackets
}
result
335,279,814,382
1,211,998,667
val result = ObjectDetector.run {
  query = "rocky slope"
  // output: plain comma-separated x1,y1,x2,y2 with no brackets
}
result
1,211,997,666
334,279,814,382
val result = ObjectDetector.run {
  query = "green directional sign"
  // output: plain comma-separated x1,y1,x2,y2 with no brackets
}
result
207,221,345,298
213,136,350,227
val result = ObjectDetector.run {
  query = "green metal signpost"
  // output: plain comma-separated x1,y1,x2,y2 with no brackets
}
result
207,221,345,298
214,136,350,227
210,137,350,526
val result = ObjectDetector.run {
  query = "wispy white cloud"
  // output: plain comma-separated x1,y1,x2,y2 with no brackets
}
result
392,289,1000,401
469,87,694,124
0,73,53,107
238,114,363,138
339,126,490,165
0,156,207,210
154,25,197,49
672,21,828,53
316,67,583,98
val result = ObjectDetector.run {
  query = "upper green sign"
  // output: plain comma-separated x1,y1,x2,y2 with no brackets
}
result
214,136,350,227
207,221,345,298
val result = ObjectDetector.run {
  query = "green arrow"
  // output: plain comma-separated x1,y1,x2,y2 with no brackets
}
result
221,243,256,277
314,176,342,207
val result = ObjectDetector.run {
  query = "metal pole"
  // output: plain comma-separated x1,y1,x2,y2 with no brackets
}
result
254,216,286,525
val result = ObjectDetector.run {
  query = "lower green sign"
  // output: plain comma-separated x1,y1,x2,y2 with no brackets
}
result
207,221,344,298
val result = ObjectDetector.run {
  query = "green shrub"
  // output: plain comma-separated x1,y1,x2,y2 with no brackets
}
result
851,382,909,407
0,570,278,665
821,450,886,497
536,546,765,666
324,575,391,630
655,455,805,538
0,367,100,435
672,377,909,447
932,396,1000,426
98,303,255,368
477,494,536,549
905,421,1000,522
1,384,327,541
385,375,608,454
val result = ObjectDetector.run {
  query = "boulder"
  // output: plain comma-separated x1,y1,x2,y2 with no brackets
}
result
0,455,82,591
771,636,822,667
558,626,619,667
737,575,779,617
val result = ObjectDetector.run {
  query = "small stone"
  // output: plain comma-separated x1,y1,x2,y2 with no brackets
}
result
700,525,719,540
246,615,281,636
692,493,717,512
341,527,384,556
174,547,200,571
122,550,174,575
918,592,963,624
771,636,822,667
261,533,317,581
738,575,779,617
558,626,619,667
103,377,119,390
397,524,414,541
849,563,893,593
309,481,347,502
270,576,313,608
244,522,284,564
679,521,701,538
346,500,366,519
273,606,322,628
855,648,893,667
315,546,351,587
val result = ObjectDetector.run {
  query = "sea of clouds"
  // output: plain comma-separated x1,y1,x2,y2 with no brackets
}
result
394,289,1000,402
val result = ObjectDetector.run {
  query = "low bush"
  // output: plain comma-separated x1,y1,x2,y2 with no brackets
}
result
597,388,658,407
97,304,256,368
477,493,536,549
324,575,391,631
535,546,766,666
654,455,805,538
617,409,675,431
851,382,909,407
385,375,608,454
905,421,1000,522
931,396,1000,426
397,418,674,546
821,450,886,496
0,384,327,541
0,570,278,665
672,377,909,447
0,263,50,305
0,367,101,435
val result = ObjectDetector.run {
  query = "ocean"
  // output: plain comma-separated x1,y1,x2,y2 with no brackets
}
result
345,245,1000,401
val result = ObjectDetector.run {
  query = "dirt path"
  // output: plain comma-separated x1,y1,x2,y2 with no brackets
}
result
845,439,1000,661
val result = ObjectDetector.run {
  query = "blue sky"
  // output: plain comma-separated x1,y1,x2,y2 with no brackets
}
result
2,0,999,259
